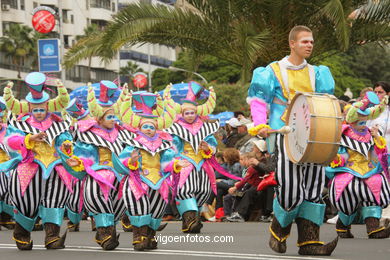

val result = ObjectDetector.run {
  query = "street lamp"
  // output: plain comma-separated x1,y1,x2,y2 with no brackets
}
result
168,66,208,84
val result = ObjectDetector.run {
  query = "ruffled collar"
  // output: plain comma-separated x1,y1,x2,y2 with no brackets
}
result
342,124,371,143
279,56,308,70
23,113,62,131
177,116,204,135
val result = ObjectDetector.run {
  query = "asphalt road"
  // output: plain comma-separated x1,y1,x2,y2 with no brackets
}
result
0,221,388,260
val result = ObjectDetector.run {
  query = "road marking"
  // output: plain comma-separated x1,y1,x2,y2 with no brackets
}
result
0,244,342,260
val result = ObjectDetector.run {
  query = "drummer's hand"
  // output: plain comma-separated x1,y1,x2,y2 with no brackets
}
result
371,125,380,138
258,128,269,138
248,158,259,166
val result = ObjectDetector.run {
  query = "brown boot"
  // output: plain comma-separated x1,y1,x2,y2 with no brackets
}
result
336,218,354,238
13,223,33,250
132,226,149,251
121,215,133,232
146,227,158,250
67,221,80,232
296,218,338,256
157,222,168,231
90,217,96,231
268,217,292,254
182,211,202,233
365,217,390,238
44,223,67,249
95,226,119,250
0,212,15,230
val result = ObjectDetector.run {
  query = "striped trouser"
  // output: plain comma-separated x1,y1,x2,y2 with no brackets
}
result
66,179,82,214
123,177,167,218
0,171,12,204
9,168,70,218
329,173,390,215
83,175,126,222
176,168,212,208
275,134,326,210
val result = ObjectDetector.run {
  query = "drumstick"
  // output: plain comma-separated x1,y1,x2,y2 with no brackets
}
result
268,126,291,135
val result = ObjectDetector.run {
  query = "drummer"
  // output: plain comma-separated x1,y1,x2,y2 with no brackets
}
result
247,25,338,256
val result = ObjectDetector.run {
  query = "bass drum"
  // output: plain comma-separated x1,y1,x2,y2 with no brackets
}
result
284,92,343,164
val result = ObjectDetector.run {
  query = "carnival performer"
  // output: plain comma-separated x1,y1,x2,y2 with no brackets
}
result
164,82,241,233
64,81,128,250
0,97,15,230
114,91,186,250
247,25,338,255
327,92,390,239
64,83,128,232
0,72,71,250
64,97,93,232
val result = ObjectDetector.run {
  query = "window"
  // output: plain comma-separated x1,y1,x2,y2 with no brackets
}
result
70,14,74,24
62,10,69,23
64,35,70,48
90,0,111,10
33,1,37,8
2,0,18,9
111,2,115,12
20,0,24,10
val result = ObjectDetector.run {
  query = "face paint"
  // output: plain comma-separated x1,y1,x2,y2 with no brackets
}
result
141,124,156,131
357,121,367,126
297,36,314,47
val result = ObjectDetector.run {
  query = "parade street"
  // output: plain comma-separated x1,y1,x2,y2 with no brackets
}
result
0,221,388,260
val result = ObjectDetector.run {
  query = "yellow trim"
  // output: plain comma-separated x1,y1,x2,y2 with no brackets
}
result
62,140,73,156
182,220,197,232
336,229,348,233
330,154,343,168
374,136,386,149
12,236,32,244
200,149,212,159
121,220,132,229
45,237,60,246
132,236,147,245
297,240,325,247
368,226,385,236
24,134,35,150
128,160,139,170
71,156,85,172
0,221,15,225
173,160,182,173
95,235,111,245
269,226,289,242
248,124,271,136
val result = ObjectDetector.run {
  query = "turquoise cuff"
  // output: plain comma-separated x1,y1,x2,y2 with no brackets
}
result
0,201,3,213
273,198,299,228
14,210,37,232
338,211,357,226
40,206,65,226
66,208,82,225
3,203,14,217
361,206,382,220
176,198,198,216
149,217,162,231
94,213,115,228
297,200,326,226
130,214,152,227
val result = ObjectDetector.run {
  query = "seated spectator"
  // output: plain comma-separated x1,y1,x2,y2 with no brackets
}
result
226,146,276,222
207,148,243,220
224,118,247,148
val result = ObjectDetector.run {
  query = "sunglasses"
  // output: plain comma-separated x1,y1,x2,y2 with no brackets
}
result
141,124,156,131
32,108,46,114
105,114,116,121
184,111,196,116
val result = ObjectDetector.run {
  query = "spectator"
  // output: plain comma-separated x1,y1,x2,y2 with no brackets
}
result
208,148,243,220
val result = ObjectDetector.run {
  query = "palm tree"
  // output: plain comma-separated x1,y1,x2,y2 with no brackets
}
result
119,61,144,76
0,24,36,79
63,24,104,82
64,0,390,83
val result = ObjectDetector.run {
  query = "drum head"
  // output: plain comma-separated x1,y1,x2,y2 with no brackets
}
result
285,94,310,163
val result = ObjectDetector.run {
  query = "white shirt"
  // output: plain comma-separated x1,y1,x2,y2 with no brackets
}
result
367,106,390,153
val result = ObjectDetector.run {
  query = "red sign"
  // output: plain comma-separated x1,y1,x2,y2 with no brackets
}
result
133,73,148,89
32,8,56,34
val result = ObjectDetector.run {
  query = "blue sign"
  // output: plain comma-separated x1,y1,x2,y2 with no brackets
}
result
38,39,60,72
